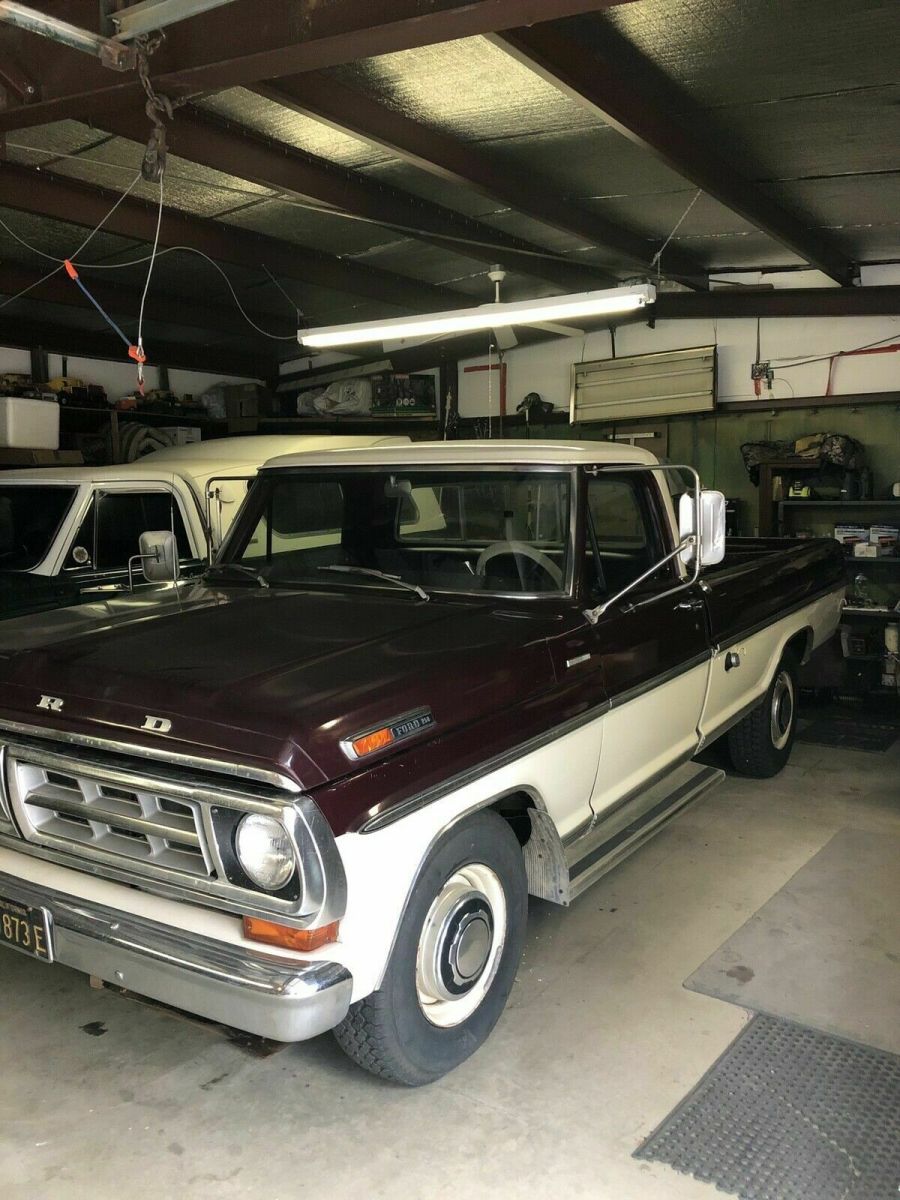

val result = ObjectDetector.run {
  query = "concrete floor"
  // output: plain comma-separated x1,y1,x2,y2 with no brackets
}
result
2,734,898,1200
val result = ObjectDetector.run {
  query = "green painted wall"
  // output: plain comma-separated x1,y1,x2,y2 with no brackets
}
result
513,400,899,536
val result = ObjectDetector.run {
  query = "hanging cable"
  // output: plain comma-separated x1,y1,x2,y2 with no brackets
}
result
487,339,494,440
770,332,900,368
0,262,64,312
70,172,144,261
135,168,166,387
651,189,702,282
263,265,302,327
0,171,142,265
147,248,298,340
0,218,298,340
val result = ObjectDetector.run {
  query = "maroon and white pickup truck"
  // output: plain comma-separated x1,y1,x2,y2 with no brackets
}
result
0,441,845,1084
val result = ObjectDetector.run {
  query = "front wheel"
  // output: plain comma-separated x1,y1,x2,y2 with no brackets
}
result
333,810,527,1085
727,652,799,777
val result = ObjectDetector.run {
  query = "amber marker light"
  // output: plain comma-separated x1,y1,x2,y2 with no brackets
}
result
243,917,340,951
350,726,394,757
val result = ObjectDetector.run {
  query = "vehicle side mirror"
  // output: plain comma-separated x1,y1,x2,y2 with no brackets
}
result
384,476,413,499
137,530,178,583
679,490,726,567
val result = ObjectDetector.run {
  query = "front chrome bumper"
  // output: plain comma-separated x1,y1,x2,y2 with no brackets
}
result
0,870,352,1042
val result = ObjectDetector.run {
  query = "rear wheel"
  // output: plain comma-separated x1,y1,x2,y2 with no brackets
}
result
333,810,527,1086
727,652,799,777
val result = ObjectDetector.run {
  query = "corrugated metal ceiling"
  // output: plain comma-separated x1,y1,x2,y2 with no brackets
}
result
605,0,900,103
0,0,896,362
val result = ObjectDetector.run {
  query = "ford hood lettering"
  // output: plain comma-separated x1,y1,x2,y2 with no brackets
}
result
141,715,173,733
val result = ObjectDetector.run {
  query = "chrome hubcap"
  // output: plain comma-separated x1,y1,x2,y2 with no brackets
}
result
770,670,795,750
416,864,506,1028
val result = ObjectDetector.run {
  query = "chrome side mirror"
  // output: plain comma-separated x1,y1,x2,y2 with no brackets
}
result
679,490,726,567
132,530,178,585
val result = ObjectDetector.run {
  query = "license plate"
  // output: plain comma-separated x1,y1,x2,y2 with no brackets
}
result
0,894,53,962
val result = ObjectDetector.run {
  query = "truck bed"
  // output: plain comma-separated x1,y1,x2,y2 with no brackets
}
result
701,536,845,648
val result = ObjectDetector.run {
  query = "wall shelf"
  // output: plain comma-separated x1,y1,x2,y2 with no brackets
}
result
841,608,900,621
779,499,900,508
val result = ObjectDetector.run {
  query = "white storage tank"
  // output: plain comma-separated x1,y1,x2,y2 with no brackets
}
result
0,397,60,449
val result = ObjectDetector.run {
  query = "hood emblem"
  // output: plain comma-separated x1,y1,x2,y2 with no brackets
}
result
37,695,64,713
141,715,173,734
341,707,435,761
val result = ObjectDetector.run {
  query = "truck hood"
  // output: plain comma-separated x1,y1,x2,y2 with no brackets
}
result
0,587,557,792
0,570,81,620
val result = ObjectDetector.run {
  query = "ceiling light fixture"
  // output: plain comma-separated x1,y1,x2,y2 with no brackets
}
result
298,283,656,349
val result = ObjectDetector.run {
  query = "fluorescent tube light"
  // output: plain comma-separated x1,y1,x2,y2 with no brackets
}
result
298,284,656,349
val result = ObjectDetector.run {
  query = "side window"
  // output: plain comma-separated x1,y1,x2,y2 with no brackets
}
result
243,482,344,560
587,475,663,596
93,492,191,572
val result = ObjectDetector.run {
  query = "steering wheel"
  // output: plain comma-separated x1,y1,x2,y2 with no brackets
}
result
475,540,563,589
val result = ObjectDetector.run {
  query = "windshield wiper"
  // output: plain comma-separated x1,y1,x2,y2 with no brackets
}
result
318,565,429,601
206,562,269,589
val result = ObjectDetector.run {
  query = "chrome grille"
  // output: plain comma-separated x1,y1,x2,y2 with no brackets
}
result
9,755,214,879
0,732,344,929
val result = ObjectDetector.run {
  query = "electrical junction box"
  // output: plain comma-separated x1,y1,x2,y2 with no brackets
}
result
751,361,774,387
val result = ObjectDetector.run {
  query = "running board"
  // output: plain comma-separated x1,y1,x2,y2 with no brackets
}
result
565,762,724,901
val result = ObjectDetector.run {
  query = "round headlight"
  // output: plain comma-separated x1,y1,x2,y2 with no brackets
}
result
234,814,296,891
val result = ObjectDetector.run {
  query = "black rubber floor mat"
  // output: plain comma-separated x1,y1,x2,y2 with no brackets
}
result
797,716,898,752
636,1014,900,1200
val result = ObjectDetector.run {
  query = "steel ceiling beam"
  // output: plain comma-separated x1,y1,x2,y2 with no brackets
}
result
107,0,242,41
495,19,859,287
259,74,705,287
99,106,616,292
0,0,638,132
652,285,900,320
0,1,133,70
0,314,272,376
0,261,285,340
0,161,464,313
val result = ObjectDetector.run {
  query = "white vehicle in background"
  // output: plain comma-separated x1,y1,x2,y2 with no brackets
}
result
0,434,410,647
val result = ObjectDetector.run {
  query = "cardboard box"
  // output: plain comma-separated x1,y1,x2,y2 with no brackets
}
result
159,426,202,446
854,543,893,558
200,383,263,422
869,524,899,548
834,525,868,547
226,417,258,435
224,384,261,421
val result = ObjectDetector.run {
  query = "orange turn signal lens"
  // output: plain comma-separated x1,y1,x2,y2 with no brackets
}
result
350,727,394,757
242,917,340,951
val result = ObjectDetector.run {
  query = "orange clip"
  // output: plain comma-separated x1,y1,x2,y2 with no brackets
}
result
63,259,78,280
128,345,147,365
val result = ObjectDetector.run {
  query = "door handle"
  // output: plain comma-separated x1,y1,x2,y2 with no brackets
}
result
675,597,704,611
725,651,741,671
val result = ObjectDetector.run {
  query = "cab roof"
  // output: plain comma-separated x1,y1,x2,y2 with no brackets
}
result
0,434,412,492
263,439,660,471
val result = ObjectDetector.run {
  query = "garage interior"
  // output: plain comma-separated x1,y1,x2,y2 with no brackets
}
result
0,2,898,1198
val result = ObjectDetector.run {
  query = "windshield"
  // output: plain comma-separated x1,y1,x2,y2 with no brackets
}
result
221,468,573,596
0,485,77,571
